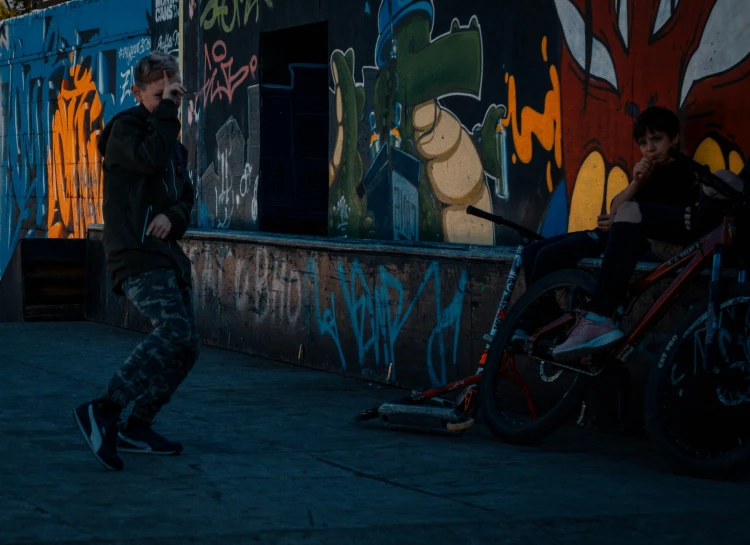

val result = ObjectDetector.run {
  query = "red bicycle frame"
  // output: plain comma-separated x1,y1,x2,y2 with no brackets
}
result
528,217,734,366
409,207,542,411
613,217,733,363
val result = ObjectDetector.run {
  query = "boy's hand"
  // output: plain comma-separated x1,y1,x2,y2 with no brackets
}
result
684,203,698,231
597,213,613,231
146,213,172,239
633,157,653,183
163,71,187,105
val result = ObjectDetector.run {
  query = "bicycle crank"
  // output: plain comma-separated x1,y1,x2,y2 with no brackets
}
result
527,354,606,377
376,403,474,435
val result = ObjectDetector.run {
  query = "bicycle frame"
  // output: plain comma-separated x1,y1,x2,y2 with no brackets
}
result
410,207,542,405
613,216,735,364
533,216,737,369
411,244,525,402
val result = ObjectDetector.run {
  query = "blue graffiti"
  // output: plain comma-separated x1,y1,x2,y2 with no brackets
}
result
0,0,151,281
306,257,469,386
305,258,347,368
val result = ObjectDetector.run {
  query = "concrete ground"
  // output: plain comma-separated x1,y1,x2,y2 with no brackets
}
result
1,322,748,545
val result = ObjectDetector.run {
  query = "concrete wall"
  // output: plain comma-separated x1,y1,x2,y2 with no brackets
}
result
86,224,703,383
4,0,746,422
4,0,749,278
5,0,748,278
0,0,153,282
86,225,513,387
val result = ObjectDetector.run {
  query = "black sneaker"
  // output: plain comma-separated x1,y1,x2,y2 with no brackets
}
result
118,423,183,455
73,401,124,471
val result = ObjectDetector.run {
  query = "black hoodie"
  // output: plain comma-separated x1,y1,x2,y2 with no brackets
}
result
98,99,194,295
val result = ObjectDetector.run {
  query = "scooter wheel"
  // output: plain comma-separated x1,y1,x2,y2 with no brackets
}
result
445,418,475,433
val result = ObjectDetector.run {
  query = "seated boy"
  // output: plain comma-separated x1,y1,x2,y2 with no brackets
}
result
515,107,699,341
552,113,748,362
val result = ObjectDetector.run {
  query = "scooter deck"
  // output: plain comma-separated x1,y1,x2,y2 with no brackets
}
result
376,402,474,435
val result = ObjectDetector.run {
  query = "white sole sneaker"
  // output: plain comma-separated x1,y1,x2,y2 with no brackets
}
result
552,329,625,363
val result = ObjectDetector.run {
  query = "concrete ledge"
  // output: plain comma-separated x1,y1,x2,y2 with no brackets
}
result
85,224,661,272
84,226,707,429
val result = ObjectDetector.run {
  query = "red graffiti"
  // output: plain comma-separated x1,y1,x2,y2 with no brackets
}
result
556,0,750,204
201,40,258,106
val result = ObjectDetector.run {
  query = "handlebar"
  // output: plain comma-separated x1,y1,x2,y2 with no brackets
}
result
466,205,544,241
668,147,749,206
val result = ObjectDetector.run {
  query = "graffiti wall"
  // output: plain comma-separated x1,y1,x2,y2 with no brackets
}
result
0,0,152,280
327,0,750,244
86,227,498,388
181,0,265,231
153,0,180,58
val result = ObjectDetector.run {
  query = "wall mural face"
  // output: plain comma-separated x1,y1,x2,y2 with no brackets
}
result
0,0,152,279
328,0,750,245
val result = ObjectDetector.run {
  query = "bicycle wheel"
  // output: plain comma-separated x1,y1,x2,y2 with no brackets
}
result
646,284,750,478
480,269,597,445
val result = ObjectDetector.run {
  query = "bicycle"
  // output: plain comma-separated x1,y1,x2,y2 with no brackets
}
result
480,147,750,478
354,206,543,434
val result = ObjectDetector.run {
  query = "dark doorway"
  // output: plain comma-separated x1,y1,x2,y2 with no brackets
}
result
259,21,329,236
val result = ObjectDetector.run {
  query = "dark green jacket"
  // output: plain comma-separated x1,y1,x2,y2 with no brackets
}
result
98,99,194,295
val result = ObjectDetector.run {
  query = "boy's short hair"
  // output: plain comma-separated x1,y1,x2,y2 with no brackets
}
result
134,52,179,89
633,106,680,141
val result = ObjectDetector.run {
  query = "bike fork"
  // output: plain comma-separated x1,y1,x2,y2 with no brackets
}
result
456,245,525,415
705,244,723,372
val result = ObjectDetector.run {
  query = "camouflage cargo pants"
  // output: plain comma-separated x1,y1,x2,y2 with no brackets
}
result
104,268,200,423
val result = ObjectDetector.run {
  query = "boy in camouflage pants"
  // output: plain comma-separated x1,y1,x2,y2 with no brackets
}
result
74,52,198,471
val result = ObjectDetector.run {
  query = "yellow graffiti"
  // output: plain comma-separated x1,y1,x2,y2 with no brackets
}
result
693,137,745,174
567,137,746,233
568,151,628,232
502,36,562,171
46,64,104,239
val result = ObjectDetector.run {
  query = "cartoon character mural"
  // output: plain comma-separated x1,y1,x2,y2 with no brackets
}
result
330,0,750,245
329,0,508,245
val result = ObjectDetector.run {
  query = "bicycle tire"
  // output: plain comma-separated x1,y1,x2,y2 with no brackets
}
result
645,284,750,478
480,269,596,445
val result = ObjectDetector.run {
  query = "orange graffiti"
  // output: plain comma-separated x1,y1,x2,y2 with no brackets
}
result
502,36,562,171
46,64,104,238
503,65,562,169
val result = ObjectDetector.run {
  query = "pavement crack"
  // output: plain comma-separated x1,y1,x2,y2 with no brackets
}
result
0,484,97,539
185,463,223,504
304,454,495,513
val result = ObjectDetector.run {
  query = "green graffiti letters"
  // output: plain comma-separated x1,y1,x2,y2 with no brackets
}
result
200,0,273,32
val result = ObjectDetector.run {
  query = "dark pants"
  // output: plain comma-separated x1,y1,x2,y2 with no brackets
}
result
591,203,717,316
104,268,200,423
522,229,609,287
518,229,609,331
